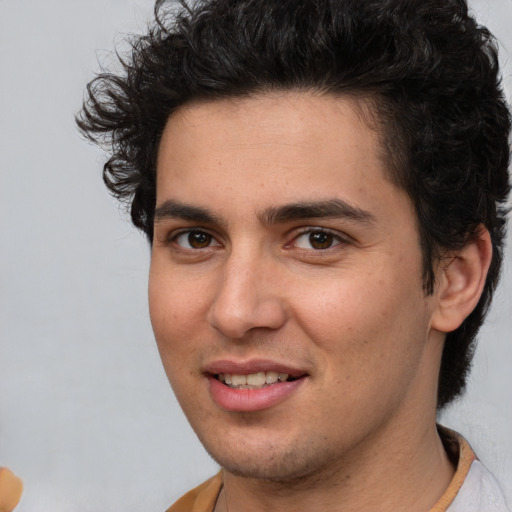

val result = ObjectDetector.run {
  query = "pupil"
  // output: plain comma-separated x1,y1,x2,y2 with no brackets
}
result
189,231,210,248
309,232,332,249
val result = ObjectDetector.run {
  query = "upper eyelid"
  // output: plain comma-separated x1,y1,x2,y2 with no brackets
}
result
159,225,350,248
168,228,225,252
289,226,350,242
167,226,218,241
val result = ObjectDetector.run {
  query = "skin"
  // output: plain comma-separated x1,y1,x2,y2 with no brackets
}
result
149,92,486,511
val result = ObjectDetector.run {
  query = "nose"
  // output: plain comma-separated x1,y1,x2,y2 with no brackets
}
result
207,251,287,339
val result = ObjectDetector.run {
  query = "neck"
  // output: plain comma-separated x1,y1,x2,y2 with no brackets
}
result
216,419,454,512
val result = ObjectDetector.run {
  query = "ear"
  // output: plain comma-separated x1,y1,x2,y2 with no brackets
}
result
431,226,492,333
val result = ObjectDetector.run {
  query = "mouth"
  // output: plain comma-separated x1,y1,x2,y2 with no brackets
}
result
215,371,299,389
205,360,308,411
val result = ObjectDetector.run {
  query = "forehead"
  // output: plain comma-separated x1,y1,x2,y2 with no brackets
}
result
159,92,381,156
155,91,408,223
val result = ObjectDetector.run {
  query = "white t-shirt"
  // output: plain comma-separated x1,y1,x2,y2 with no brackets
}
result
447,459,510,512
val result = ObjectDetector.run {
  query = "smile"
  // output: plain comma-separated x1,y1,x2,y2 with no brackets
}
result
216,371,291,389
205,360,308,411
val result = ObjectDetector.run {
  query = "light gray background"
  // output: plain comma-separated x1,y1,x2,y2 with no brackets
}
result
0,1,511,510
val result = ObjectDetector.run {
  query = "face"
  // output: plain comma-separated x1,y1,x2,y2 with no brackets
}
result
149,92,444,483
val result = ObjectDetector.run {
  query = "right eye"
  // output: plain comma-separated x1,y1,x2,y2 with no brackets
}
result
173,230,220,249
292,229,342,250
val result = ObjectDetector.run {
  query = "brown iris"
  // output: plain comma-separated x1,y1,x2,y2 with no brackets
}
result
309,231,334,249
188,231,212,248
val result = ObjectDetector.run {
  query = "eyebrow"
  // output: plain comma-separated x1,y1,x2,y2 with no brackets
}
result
154,200,222,225
154,198,375,228
260,199,376,225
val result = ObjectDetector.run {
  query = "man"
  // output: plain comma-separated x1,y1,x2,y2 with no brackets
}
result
77,0,511,510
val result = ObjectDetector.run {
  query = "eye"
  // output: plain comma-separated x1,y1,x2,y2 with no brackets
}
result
293,229,343,250
174,230,220,249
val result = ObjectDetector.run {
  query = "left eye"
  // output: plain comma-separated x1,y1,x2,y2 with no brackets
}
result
293,230,342,250
174,230,219,249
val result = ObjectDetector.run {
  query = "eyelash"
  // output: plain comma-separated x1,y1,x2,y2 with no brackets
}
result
171,230,220,250
168,227,346,252
288,228,345,251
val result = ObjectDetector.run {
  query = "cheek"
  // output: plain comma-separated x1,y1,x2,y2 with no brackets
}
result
148,262,210,359
148,270,206,405
292,267,429,366
294,277,432,424
292,276,393,343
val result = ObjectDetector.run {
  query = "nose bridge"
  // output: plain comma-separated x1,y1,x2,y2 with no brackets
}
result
207,243,286,338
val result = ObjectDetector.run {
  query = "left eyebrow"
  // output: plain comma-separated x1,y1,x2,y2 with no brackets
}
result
259,199,376,226
154,200,222,226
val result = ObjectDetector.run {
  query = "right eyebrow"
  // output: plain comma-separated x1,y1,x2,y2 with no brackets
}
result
260,199,376,226
153,199,222,226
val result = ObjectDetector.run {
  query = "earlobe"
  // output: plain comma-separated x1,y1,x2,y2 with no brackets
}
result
431,226,492,333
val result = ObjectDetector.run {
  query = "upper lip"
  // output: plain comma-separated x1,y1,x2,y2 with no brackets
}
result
204,359,308,378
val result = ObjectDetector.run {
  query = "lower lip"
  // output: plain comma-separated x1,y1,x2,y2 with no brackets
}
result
207,375,306,412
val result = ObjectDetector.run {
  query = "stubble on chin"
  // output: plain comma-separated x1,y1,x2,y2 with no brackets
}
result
203,435,349,491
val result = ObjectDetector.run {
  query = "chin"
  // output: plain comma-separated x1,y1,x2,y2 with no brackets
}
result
201,435,338,484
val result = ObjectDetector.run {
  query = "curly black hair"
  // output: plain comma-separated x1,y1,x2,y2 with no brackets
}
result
77,0,511,409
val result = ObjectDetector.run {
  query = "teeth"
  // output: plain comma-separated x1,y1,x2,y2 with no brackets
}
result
231,374,247,386
265,371,279,384
246,372,266,386
218,371,291,389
